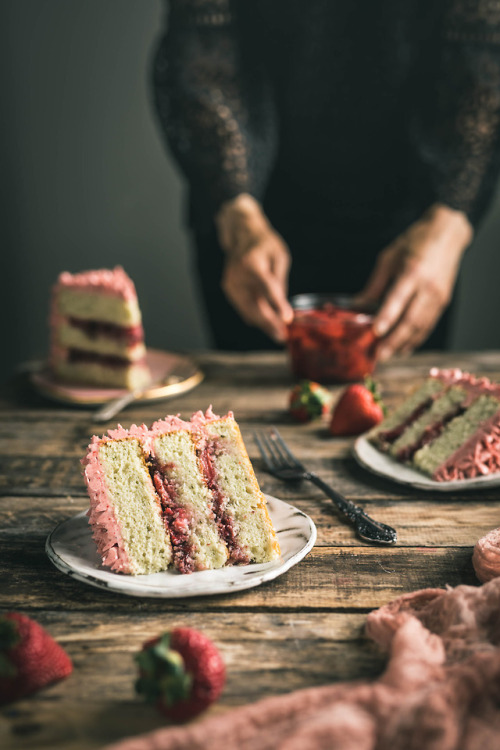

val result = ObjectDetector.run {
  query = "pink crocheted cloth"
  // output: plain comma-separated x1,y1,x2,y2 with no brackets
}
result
103,577,500,750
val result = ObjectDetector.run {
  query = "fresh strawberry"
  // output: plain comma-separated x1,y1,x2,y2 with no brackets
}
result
329,377,384,436
289,380,332,423
135,627,226,722
0,613,73,705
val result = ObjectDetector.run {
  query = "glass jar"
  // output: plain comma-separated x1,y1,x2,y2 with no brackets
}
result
287,294,378,383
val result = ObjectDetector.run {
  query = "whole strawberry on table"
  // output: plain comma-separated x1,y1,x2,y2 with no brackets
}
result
329,377,384,437
0,612,73,705
289,380,332,423
135,627,226,723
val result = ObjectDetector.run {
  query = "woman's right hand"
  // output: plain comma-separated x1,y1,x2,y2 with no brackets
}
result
216,194,293,342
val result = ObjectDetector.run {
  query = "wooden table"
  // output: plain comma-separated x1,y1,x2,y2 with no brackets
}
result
2,350,500,749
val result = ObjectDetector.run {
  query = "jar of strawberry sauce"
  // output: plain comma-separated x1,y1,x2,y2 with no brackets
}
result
287,294,379,383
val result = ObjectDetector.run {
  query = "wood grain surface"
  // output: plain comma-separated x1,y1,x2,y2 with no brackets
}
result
1,350,499,749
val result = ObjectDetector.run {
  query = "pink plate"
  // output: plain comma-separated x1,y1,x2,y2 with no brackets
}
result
30,348,203,406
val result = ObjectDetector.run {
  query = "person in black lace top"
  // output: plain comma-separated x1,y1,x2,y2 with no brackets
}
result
152,0,500,357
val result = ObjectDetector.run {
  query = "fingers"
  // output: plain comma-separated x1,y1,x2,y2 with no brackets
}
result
354,241,400,307
266,271,294,325
256,295,290,342
221,242,293,342
377,283,447,361
231,285,288,341
373,268,417,338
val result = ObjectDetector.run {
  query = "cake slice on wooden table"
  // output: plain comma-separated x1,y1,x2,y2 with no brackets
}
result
82,409,280,575
50,266,150,389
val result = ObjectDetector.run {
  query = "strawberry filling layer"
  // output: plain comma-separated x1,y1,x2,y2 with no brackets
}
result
378,399,433,444
395,406,465,462
67,349,144,368
199,439,250,564
68,317,143,345
147,456,196,574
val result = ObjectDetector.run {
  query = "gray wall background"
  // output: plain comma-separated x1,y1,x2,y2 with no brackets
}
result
2,0,500,377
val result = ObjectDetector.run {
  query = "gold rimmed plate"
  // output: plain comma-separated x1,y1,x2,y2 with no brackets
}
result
30,348,203,406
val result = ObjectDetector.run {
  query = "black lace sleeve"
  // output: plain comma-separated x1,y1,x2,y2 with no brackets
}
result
152,0,277,228
415,0,500,227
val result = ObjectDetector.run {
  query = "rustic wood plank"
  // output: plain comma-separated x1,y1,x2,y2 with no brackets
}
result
1,495,498,548
0,536,479,613
5,447,500,504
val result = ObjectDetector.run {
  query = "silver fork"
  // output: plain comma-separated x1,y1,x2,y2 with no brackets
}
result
254,428,397,545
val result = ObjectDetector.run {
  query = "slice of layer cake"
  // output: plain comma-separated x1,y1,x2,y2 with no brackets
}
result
84,425,173,575
414,393,500,481
370,375,446,449
189,409,281,565
388,385,469,462
149,415,230,574
83,409,280,575
370,369,500,482
50,267,150,389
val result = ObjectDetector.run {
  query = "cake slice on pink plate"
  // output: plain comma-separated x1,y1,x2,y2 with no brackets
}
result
50,266,150,389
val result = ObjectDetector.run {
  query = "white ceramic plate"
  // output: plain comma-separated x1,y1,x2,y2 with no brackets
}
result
353,436,500,492
45,496,316,598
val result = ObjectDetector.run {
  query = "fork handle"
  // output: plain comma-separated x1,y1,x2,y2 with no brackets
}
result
305,472,397,544
306,473,362,521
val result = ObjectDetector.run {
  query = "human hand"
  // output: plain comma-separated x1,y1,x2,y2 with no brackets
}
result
216,194,293,342
356,204,473,360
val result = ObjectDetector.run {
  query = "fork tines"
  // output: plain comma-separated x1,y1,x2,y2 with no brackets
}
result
253,428,305,472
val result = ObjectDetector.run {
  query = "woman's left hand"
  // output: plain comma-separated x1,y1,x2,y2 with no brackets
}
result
356,204,473,360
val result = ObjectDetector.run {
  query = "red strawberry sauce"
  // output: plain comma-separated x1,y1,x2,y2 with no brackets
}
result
68,317,143,345
395,405,465,462
147,457,196,574
68,349,146,368
377,400,434,445
287,303,378,383
198,439,249,564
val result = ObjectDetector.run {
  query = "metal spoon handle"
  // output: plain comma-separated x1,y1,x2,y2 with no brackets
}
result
93,391,139,423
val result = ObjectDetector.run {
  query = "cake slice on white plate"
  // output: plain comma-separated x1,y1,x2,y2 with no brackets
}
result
370,369,500,481
82,409,281,575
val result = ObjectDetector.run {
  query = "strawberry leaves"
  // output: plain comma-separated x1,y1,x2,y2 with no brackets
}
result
135,634,192,707
135,628,225,722
289,380,332,423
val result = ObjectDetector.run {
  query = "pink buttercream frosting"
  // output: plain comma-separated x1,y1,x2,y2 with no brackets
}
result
430,368,500,398
150,408,233,437
149,413,192,436
82,423,150,573
55,266,138,300
472,527,500,583
190,406,233,431
433,412,500,481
